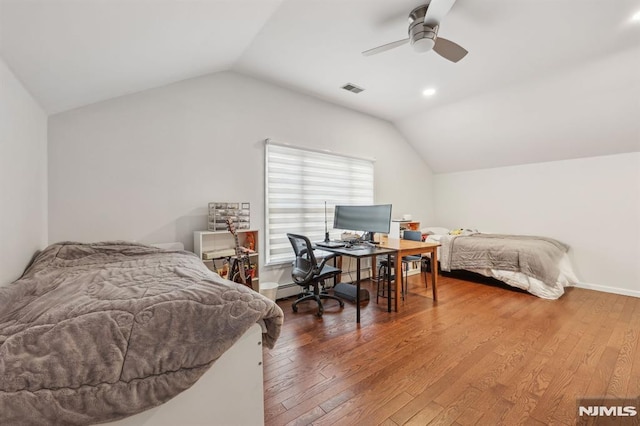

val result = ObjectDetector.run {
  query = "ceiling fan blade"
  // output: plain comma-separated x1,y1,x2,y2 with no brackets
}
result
433,37,468,62
424,0,457,27
362,38,409,56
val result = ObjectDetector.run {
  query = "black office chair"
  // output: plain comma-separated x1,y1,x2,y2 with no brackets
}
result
287,233,345,317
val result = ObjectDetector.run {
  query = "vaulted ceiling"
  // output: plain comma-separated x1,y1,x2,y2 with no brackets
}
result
2,0,639,172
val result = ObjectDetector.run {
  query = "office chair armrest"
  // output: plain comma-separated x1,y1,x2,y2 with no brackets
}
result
316,252,339,270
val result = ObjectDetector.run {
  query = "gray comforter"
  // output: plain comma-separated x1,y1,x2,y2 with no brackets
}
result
0,241,283,425
440,233,569,285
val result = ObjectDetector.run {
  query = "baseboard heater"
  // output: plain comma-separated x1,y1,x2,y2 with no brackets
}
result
333,282,370,303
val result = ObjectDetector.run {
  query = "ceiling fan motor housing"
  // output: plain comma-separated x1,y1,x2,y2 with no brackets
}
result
410,24,437,53
408,4,437,53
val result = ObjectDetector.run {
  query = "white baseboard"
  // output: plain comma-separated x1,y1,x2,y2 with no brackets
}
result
572,282,640,298
275,283,299,300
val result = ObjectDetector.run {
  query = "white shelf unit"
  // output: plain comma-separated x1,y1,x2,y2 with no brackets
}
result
194,230,259,290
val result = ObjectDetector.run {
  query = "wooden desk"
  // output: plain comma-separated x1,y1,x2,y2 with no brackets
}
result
376,237,440,312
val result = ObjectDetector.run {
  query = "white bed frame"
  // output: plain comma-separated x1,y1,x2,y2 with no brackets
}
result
104,323,265,426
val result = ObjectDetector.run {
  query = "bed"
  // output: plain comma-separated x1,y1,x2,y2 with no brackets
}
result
0,241,284,425
422,228,578,299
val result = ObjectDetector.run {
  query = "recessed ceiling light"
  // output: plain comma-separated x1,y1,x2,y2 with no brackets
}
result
422,88,436,97
632,10,640,22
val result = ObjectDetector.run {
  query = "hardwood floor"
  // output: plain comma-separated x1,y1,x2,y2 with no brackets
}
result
263,273,640,425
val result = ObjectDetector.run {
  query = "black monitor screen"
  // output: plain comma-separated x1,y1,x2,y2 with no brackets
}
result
333,204,392,237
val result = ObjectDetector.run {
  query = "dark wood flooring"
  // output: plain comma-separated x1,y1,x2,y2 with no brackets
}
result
263,273,640,425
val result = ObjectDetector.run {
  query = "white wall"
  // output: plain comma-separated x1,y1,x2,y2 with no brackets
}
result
48,71,434,286
0,56,48,285
434,153,640,297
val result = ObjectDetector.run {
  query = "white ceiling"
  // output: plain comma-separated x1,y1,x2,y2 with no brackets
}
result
2,0,639,172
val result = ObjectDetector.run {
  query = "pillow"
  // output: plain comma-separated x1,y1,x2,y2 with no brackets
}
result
421,227,450,236
449,228,479,236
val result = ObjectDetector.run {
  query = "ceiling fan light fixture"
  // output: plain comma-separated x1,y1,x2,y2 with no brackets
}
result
409,20,438,53
413,37,436,53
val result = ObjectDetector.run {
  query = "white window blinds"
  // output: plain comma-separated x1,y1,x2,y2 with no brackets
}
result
265,142,374,265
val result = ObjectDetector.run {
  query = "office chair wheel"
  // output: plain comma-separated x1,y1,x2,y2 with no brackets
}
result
292,304,298,313
316,308,323,317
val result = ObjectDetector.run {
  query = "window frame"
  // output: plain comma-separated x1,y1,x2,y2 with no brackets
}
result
264,140,375,266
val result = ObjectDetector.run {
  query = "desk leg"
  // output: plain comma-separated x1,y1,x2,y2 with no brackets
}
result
356,258,361,323
394,257,402,312
432,248,438,301
371,255,377,280
334,255,342,284
387,253,391,313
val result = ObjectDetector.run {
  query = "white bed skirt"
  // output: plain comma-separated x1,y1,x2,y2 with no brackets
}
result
467,253,578,299
103,323,265,426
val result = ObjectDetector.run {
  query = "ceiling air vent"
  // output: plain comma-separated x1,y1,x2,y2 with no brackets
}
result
341,83,364,94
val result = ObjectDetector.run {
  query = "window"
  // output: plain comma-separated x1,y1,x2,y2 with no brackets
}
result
265,141,374,265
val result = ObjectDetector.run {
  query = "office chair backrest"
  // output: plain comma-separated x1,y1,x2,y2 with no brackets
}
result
287,233,319,285
403,230,423,242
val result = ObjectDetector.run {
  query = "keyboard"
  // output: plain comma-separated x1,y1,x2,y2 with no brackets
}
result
315,241,346,248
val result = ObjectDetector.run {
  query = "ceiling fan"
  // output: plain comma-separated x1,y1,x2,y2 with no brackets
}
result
362,0,468,63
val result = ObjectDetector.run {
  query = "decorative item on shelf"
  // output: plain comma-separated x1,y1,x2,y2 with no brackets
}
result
219,260,229,279
208,202,250,231
405,221,420,231
244,232,255,251
247,265,256,279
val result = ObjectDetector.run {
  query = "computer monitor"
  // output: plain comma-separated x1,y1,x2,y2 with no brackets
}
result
333,204,392,242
